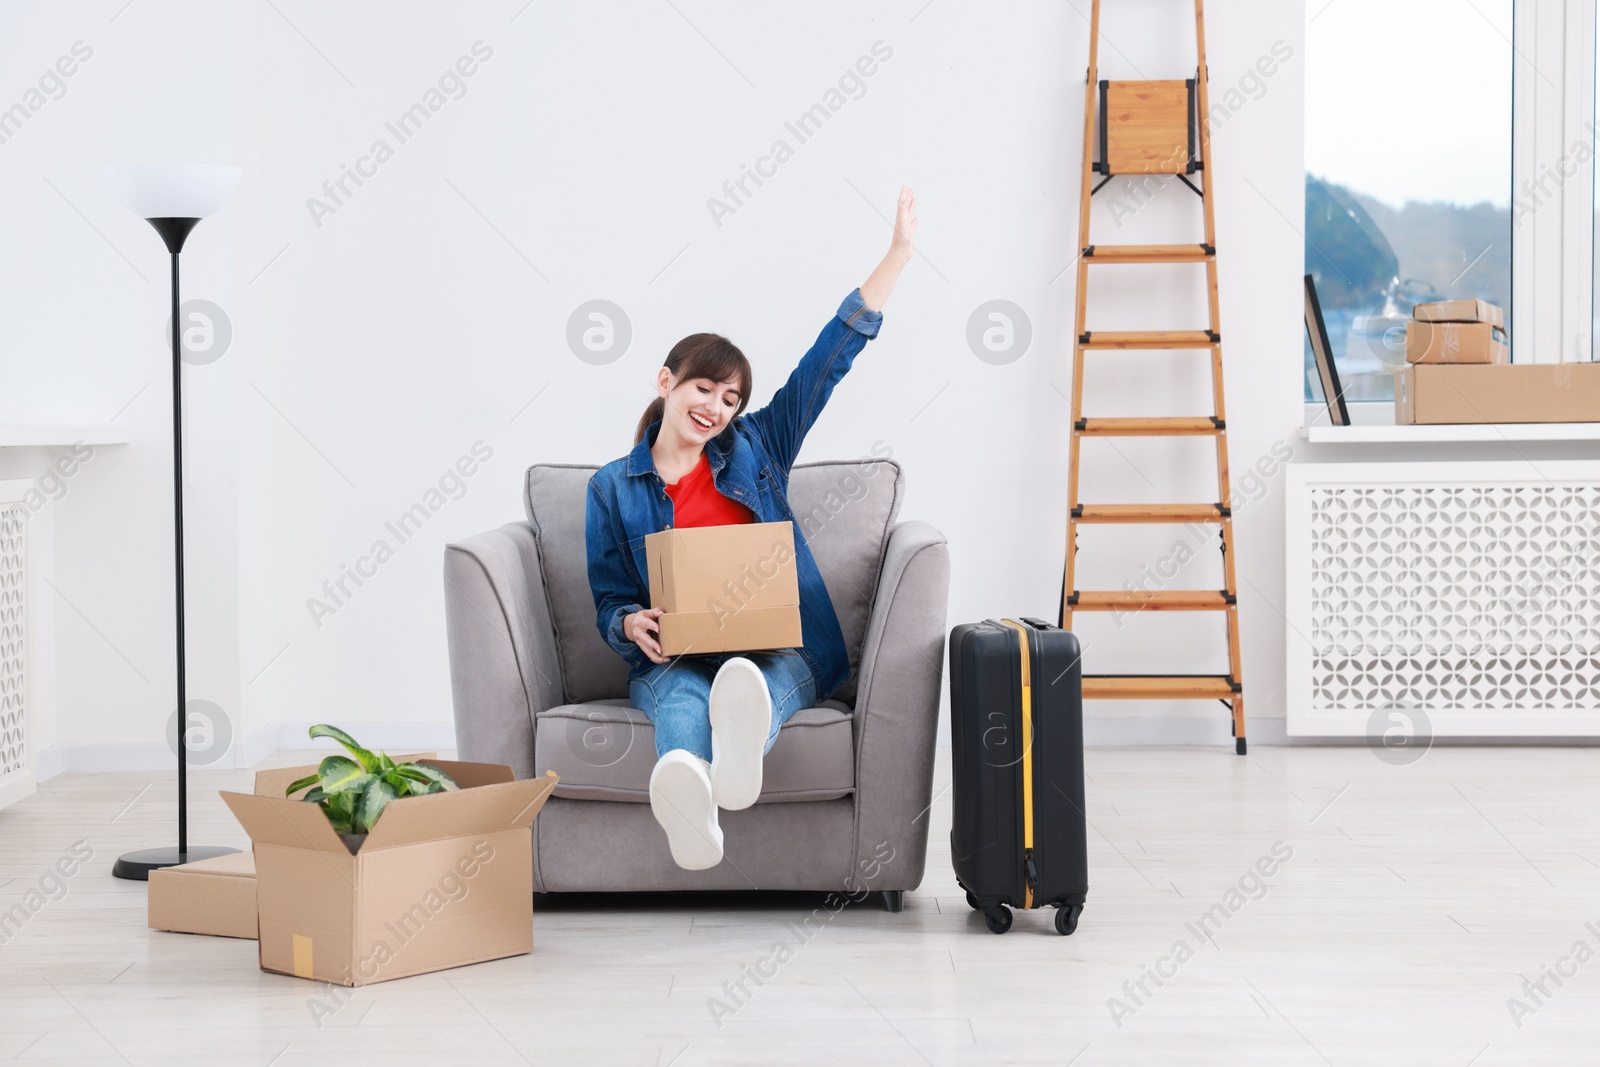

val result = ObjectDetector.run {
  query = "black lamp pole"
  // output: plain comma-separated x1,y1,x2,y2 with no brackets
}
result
111,218,238,880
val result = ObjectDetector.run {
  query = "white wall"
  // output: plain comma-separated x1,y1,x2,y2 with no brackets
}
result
1,0,1306,769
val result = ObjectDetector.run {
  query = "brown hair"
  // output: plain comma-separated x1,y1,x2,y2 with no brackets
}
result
633,333,753,446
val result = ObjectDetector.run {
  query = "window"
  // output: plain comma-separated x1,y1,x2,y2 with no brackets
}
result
1304,1,1514,404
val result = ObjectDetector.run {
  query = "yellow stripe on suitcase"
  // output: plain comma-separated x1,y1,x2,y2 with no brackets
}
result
999,619,1034,909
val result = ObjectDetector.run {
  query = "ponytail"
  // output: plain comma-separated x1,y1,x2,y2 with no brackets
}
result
633,397,667,447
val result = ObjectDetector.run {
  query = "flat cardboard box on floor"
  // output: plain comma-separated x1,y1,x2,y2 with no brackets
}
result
146,753,439,942
221,760,555,987
646,520,803,656
1404,321,1508,364
1396,363,1600,424
1412,298,1505,330
147,851,258,940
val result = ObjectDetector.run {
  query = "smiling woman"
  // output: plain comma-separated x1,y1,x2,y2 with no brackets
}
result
585,186,917,871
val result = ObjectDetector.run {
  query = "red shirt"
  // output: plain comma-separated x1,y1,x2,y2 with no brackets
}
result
664,453,754,528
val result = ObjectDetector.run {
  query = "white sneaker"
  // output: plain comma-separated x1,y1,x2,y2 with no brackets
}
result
708,657,773,811
649,750,723,871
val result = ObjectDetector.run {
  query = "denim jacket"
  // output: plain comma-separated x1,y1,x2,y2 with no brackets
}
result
585,288,883,701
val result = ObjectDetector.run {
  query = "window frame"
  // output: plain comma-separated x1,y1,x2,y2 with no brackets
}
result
1516,0,1595,364
1511,0,1579,364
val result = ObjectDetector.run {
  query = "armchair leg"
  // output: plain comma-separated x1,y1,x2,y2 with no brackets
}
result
882,890,904,913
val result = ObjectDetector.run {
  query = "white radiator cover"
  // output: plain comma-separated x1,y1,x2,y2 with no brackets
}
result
1287,461,1600,737
0,481,32,809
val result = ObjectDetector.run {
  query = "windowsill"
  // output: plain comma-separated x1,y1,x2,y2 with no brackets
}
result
1300,422,1600,443
0,426,130,448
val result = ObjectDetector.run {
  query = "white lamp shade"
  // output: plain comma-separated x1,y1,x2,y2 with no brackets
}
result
104,163,240,219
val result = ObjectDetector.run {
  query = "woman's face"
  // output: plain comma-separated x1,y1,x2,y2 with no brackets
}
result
659,369,742,444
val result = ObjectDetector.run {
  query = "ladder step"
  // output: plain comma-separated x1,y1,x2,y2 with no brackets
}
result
1077,417,1222,436
1070,590,1234,611
1074,504,1228,523
1083,675,1238,700
1079,330,1218,349
1083,243,1214,264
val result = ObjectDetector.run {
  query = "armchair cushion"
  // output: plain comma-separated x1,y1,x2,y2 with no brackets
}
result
523,458,902,705
534,698,856,803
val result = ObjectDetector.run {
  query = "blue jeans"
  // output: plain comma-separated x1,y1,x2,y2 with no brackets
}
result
630,651,817,762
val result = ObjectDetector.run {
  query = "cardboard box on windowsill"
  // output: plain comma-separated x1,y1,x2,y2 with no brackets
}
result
646,521,803,657
1404,321,1509,365
219,760,555,987
1412,298,1506,331
1396,363,1600,424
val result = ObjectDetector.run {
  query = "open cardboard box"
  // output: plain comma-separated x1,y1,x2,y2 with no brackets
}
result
147,752,439,942
646,520,803,656
220,759,555,986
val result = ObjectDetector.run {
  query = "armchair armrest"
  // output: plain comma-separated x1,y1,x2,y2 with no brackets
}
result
443,521,564,778
848,519,950,893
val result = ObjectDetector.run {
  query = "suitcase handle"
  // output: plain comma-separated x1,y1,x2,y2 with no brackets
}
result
987,617,1059,631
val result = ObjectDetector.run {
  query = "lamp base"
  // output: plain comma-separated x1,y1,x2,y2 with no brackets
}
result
112,845,240,881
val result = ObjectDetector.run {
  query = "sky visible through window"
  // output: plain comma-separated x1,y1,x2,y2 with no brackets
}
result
1304,0,1513,404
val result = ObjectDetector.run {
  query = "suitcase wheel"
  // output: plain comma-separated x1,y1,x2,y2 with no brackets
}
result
1055,903,1083,936
965,890,981,912
983,906,1013,934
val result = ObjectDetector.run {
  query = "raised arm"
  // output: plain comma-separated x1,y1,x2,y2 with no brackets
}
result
859,186,917,311
744,187,918,473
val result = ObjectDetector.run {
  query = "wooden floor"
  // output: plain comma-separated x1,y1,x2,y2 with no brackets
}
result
1,742,1596,1065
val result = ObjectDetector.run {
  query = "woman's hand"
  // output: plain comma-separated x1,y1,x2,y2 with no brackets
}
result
888,185,917,263
860,185,917,311
624,607,669,664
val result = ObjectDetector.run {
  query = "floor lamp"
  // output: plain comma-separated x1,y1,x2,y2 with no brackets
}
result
105,163,242,880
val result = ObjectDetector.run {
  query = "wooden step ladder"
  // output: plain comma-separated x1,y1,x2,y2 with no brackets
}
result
1060,0,1247,755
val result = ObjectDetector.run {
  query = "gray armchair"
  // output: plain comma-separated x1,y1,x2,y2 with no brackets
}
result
443,459,949,906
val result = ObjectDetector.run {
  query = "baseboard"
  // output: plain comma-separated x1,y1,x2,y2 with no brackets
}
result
270,721,459,757
1081,715,1288,747
35,744,64,782
33,722,462,774
39,714,1594,774
49,741,179,773
1077,716,1600,747
238,724,277,769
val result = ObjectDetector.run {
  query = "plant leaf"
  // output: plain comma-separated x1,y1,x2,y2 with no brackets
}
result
375,750,396,776
323,791,356,834
284,773,321,798
303,786,329,804
308,724,380,773
318,755,372,795
384,769,414,796
395,762,460,792
357,777,398,833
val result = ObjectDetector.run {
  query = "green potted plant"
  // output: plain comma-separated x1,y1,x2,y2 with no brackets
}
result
286,725,459,852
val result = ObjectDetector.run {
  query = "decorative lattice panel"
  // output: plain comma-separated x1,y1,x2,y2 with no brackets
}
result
0,503,25,783
1308,484,1600,712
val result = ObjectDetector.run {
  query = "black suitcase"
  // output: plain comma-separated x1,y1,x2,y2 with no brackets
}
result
949,617,1088,935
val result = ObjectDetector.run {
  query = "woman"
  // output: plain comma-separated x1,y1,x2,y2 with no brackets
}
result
585,187,917,870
